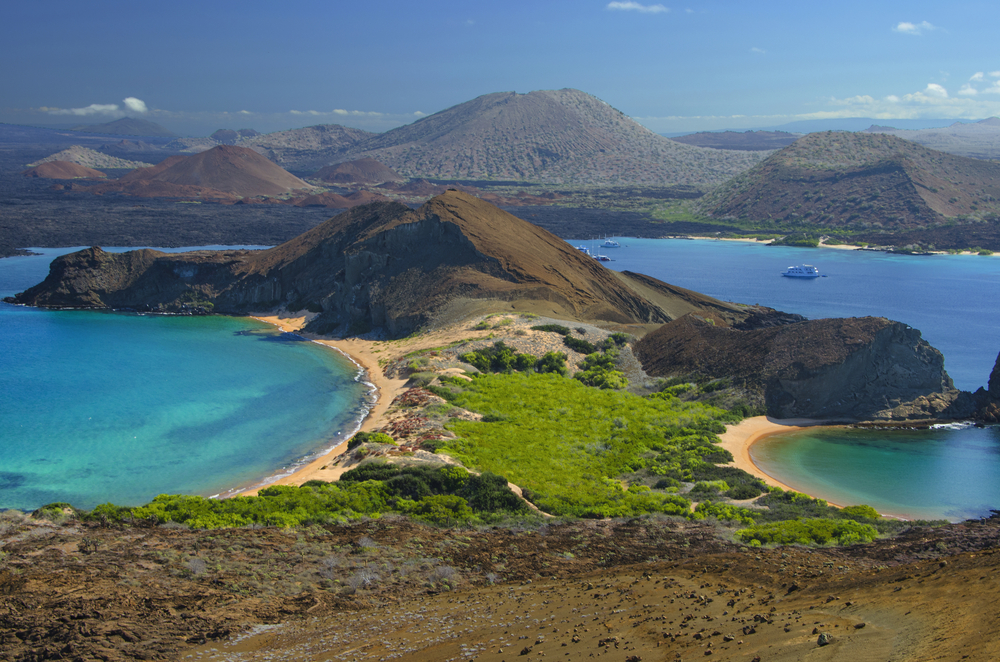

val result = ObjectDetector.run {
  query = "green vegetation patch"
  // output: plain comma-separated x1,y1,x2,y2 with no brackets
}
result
439,372,734,518
735,518,879,547
75,464,530,529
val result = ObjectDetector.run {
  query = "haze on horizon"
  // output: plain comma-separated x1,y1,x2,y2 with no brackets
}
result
4,0,1000,137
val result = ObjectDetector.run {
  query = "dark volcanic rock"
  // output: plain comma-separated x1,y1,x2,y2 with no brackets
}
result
8,191,745,338
635,314,973,421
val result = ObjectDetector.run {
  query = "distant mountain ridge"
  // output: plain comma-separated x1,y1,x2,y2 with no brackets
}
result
701,132,1000,231
864,117,1000,160
212,89,768,185
331,89,769,185
70,117,177,138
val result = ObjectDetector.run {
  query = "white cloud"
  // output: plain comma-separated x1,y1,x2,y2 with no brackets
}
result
607,2,669,14
958,84,979,96
122,97,147,113
923,83,948,98
750,47,766,54
239,110,252,115
991,71,1000,77
46,103,122,117
970,72,985,82
894,20,936,35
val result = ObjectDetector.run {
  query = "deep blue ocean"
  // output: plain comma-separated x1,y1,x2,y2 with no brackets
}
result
582,237,1000,520
0,247,372,510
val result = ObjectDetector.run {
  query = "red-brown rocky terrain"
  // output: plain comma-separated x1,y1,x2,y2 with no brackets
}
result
2,510,998,661
21,161,106,179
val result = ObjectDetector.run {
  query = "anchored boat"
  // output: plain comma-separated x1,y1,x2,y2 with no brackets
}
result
781,265,821,278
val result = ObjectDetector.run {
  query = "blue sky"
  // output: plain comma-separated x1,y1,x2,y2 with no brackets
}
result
4,0,1000,136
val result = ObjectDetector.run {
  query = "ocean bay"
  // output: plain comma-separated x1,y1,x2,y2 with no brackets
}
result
592,236,1000,519
0,247,372,510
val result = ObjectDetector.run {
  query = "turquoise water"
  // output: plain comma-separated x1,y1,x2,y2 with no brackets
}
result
750,425,1000,521
583,237,1000,519
1,248,372,510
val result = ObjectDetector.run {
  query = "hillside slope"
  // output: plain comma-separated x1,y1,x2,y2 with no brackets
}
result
9,191,745,337
702,132,1000,231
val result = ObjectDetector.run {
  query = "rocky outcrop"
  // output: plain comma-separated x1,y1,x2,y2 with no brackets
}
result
7,191,746,338
635,314,975,421
971,352,1000,421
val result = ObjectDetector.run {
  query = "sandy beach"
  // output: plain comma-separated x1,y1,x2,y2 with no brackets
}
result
717,415,835,498
240,312,504,494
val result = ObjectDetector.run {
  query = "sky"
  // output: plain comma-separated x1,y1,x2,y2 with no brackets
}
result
4,0,1000,137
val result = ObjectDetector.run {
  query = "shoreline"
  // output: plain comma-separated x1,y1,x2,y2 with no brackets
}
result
716,416,848,506
237,313,411,494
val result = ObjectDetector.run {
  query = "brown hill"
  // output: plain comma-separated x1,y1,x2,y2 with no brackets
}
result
668,130,801,151
634,313,971,420
312,157,403,184
22,161,106,179
9,191,745,337
701,132,1000,231
146,145,310,197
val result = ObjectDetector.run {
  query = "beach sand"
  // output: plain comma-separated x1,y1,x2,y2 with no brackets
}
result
717,415,834,497
239,313,500,494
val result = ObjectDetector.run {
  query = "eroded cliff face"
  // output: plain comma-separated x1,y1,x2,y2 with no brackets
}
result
635,314,974,421
6,192,746,338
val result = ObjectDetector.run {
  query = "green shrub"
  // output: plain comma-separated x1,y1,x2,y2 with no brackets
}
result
563,335,598,354
839,504,880,521
535,351,569,376
460,341,536,374
694,501,756,525
346,432,396,450
736,518,879,546
690,480,730,495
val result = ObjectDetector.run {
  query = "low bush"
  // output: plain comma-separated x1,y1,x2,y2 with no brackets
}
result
736,518,879,546
346,431,396,451
563,335,598,355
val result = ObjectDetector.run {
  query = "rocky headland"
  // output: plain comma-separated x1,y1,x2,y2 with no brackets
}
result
634,312,977,421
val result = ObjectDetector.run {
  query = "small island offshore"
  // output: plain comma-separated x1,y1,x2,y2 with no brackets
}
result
4,191,1000,661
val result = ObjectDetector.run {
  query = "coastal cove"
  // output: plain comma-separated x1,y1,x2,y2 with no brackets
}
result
590,236,1000,521
0,247,373,511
